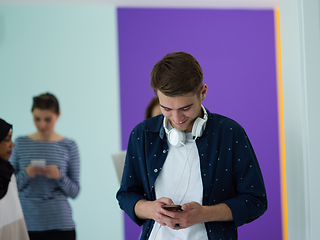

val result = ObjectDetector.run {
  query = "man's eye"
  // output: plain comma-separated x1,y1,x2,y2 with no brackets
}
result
182,108,190,111
45,118,52,123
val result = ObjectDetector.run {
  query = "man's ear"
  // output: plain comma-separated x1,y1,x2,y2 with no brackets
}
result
200,84,207,101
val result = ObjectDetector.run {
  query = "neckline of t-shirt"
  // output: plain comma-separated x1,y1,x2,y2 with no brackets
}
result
25,136,66,144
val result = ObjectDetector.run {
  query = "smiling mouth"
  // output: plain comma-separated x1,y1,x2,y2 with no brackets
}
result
174,118,188,125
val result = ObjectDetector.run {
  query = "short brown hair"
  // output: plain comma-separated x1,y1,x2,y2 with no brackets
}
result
31,92,60,114
150,52,203,97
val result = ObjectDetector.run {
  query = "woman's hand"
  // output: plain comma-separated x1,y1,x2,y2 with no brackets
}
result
25,165,43,178
42,165,61,179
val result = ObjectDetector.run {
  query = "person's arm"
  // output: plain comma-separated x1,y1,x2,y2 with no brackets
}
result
116,124,153,226
55,141,80,199
9,138,32,191
134,199,155,220
222,123,267,227
116,156,148,226
195,203,233,222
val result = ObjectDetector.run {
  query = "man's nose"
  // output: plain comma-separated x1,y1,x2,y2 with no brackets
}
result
172,110,183,123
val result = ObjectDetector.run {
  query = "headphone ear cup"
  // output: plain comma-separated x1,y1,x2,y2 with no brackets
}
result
192,118,206,137
168,129,186,147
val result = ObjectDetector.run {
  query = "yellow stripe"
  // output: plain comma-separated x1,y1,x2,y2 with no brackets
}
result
274,8,288,240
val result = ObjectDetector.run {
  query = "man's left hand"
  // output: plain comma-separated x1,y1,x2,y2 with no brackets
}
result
160,201,205,229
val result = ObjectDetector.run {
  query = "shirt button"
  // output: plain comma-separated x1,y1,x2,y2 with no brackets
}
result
154,169,158,173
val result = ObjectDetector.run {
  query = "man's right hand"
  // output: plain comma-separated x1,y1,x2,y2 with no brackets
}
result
134,197,175,226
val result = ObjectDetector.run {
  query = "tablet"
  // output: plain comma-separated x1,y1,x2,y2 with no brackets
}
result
111,150,126,183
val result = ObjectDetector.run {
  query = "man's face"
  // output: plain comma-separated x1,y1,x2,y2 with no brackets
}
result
157,84,207,133
0,130,14,161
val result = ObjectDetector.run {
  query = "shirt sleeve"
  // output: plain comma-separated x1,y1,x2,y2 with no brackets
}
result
222,124,267,227
55,141,80,199
9,138,32,191
116,125,148,226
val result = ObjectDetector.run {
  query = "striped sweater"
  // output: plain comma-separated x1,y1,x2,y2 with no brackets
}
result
9,136,80,232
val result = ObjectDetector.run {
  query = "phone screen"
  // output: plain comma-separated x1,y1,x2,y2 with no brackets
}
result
30,159,46,167
161,205,182,212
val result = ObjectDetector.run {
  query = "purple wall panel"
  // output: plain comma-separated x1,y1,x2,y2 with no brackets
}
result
118,8,281,240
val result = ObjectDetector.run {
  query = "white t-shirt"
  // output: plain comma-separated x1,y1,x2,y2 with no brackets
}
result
149,123,208,240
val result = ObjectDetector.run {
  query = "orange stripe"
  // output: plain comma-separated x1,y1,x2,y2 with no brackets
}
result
274,8,288,240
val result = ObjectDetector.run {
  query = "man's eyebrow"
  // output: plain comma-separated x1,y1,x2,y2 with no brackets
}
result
159,103,193,110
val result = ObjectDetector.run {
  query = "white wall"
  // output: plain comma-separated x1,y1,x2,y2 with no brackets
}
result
279,0,320,239
0,6,123,240
5,2,320,240
0,0,279,9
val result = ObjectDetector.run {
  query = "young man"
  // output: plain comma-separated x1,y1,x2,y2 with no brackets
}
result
117,52,267,240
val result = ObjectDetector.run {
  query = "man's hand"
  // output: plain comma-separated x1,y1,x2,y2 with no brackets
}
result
157,201,204,230
134,197,177,226
135,199,233,230
158,202,233,230
135,200,205,230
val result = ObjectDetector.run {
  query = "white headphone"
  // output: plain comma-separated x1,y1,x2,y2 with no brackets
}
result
163,105,208,147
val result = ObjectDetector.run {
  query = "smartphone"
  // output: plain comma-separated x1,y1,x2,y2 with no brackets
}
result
161,205,182,212
30,159,46,167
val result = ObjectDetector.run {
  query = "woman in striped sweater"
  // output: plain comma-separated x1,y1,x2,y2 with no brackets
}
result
9,93,80,240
